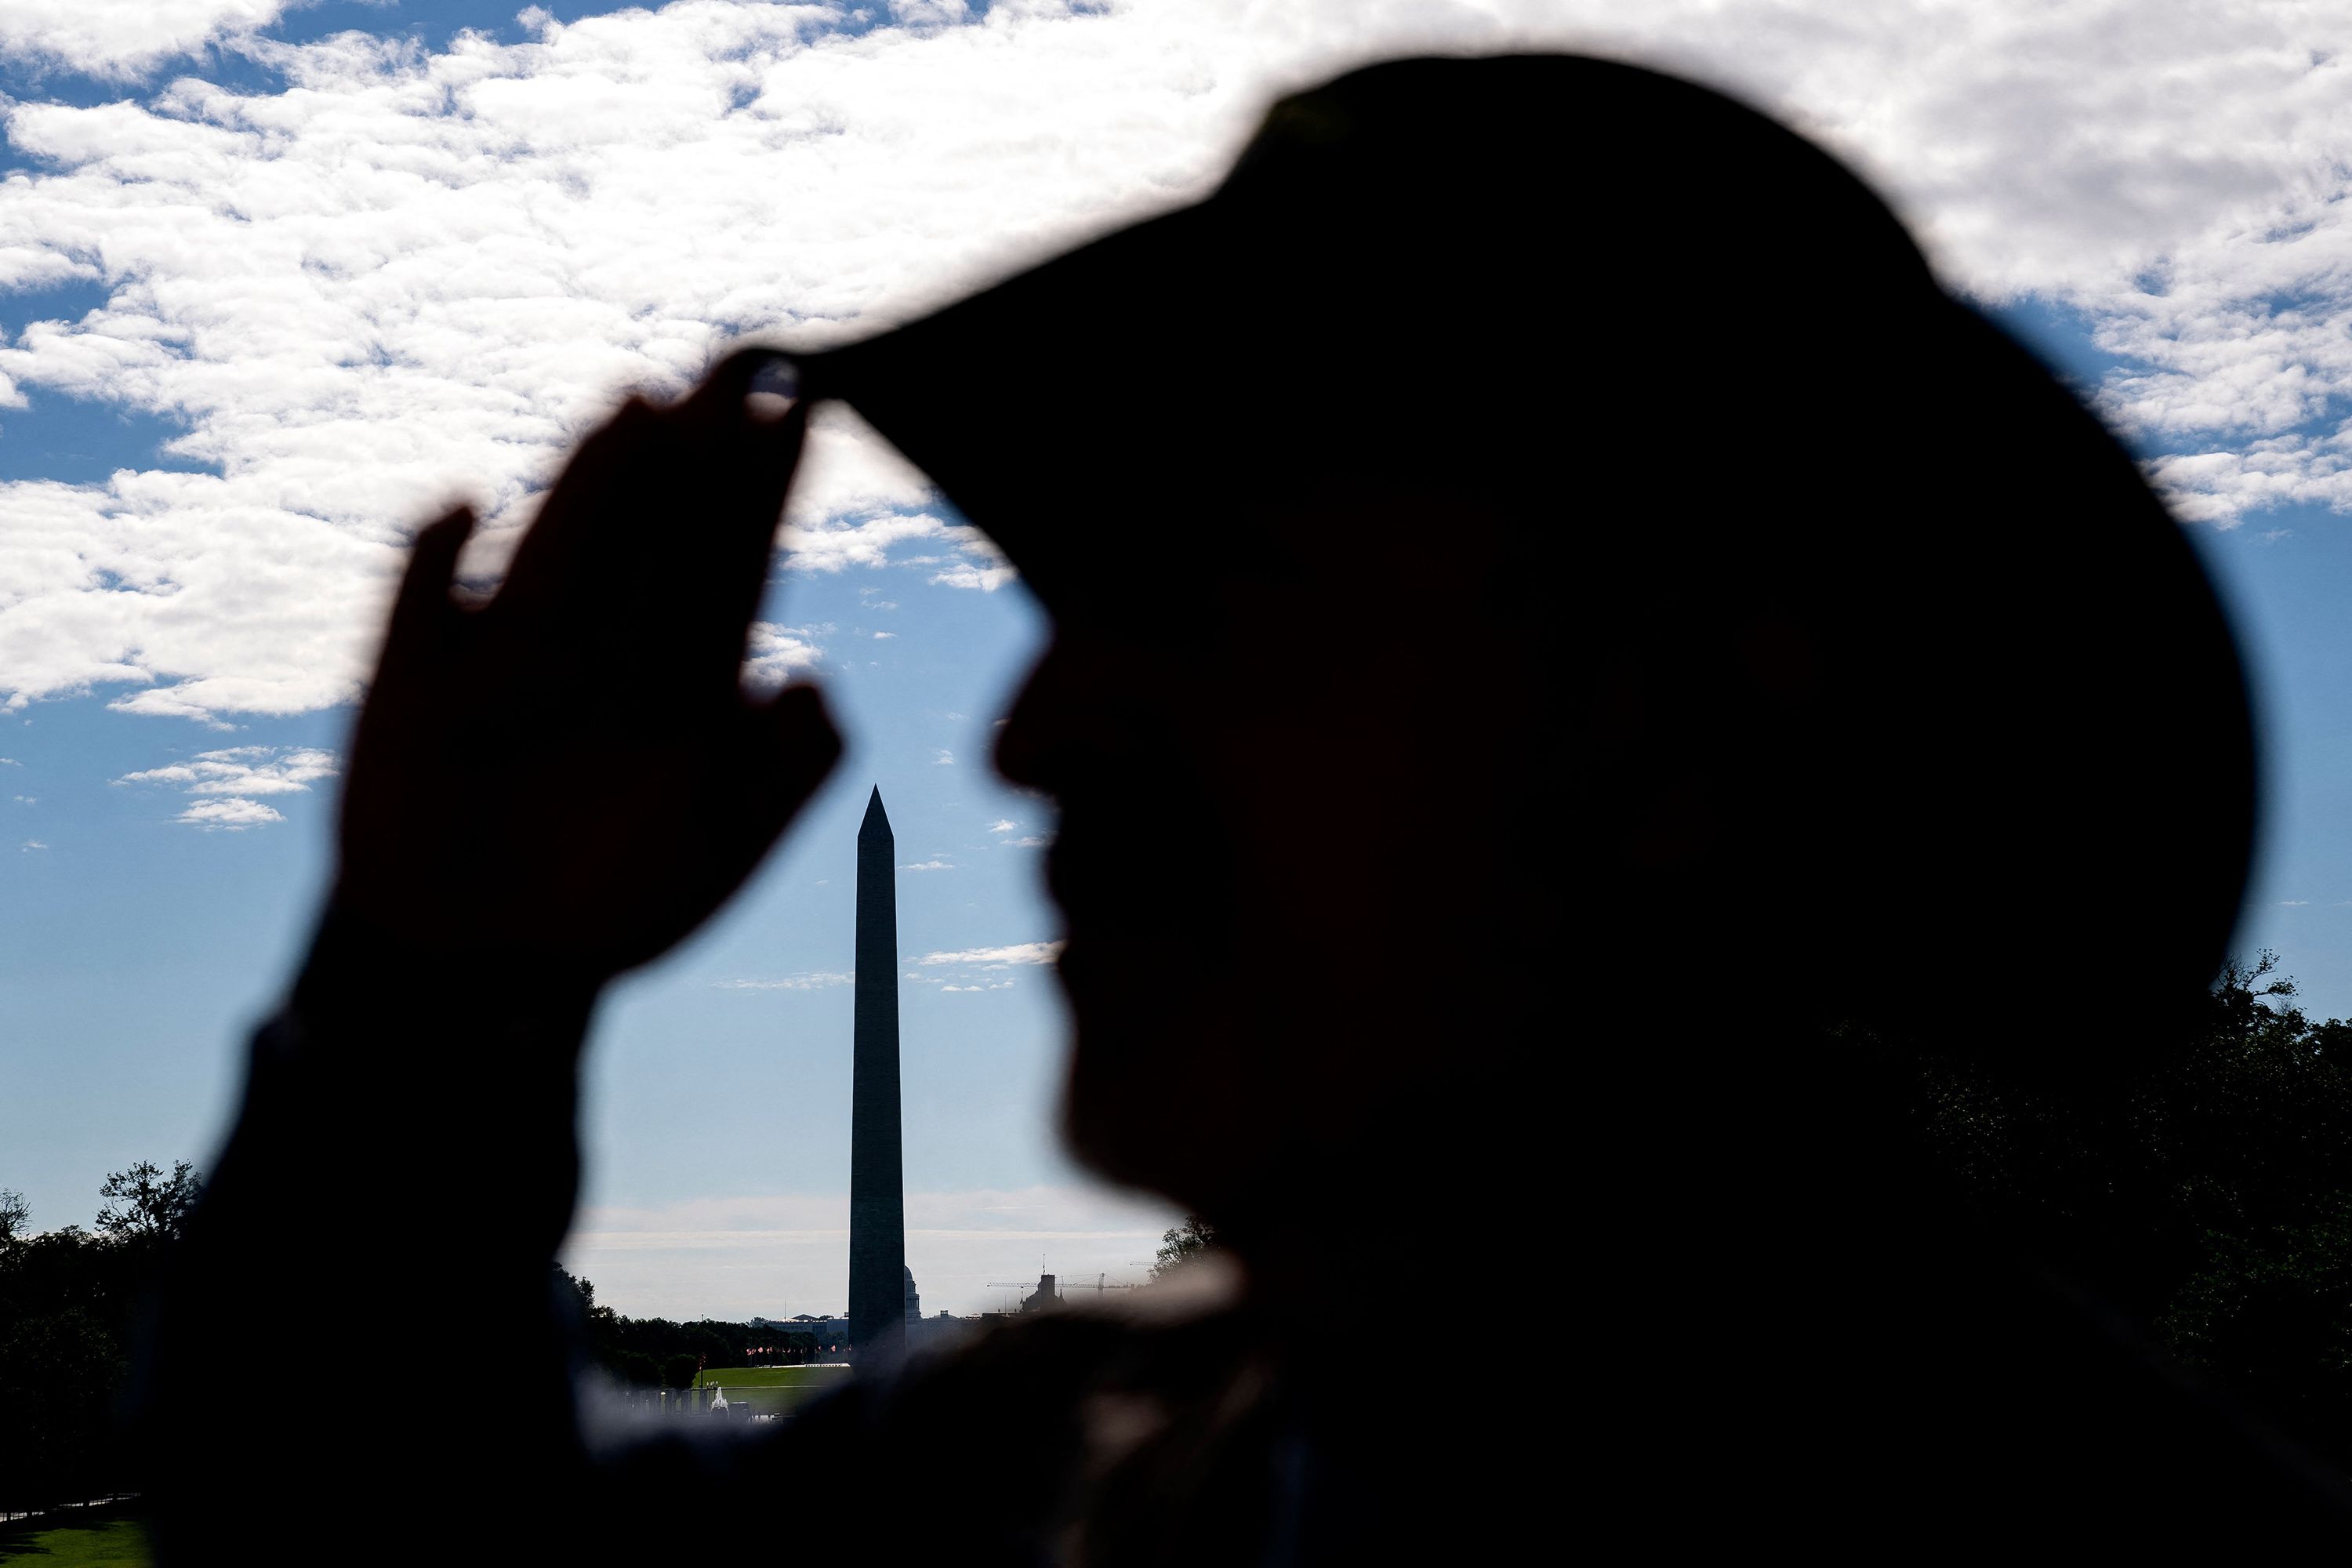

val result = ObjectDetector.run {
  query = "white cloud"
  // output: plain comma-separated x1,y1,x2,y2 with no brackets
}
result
942,979,1014,992
987,818,1017,833
0,1,1616,718
872,630,895,639
115,743,334,794
928,562,1018,592
916,940,1063,967
20,838,46,851
742,621,822,689
899,858,952,870
113,742,333,826
13,795,34,804
711,971,854,990
172,794,282,828
932,748,953,766
926,526,1018,590
12,0,2352,718
1005,833,1051,848
780,509,953,575
0,0,296,78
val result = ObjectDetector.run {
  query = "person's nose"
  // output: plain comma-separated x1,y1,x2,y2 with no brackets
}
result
995,628,1156,795
994,635,1074,794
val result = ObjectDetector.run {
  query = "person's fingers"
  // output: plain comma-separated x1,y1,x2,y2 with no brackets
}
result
684,346,797,421
479,361,806,689
675,349,809,557
603,395,810,691
739,683,843,836
683,683,844,919
691,396,808,633
346,506,474,863
379,505,474,675
683,348,809,508
756,681,844,803
488,398,659,631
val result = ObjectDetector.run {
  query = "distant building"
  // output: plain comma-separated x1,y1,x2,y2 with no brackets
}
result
747,1262,922,1358
908,1308,983,1353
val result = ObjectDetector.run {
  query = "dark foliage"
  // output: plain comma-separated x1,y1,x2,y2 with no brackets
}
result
95,1160,203,1250
1150,1216,1217,1280
1914,953,2352,1466
0,1163,199,1514
555,1266,818,1391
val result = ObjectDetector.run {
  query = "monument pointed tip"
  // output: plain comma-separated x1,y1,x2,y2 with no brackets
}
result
858,784,892,842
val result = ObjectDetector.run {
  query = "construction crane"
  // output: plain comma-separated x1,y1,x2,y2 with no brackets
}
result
986,1273,1142,1301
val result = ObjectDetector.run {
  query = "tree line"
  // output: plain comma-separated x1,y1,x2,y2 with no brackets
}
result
0,1170,825,1514
554,1269,821,1388
1897,953,2352,1468
20,971,2352,1511
0,1160,202,1514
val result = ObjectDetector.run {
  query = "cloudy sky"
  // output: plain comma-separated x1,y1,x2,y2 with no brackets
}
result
11,0,2352,1315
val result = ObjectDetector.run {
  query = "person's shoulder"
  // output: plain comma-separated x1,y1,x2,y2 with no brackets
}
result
774,1258,1261,1557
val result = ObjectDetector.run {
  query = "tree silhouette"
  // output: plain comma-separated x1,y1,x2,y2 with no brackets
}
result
1912,953,2352,1464
1151,1216,1217,1279
95,1160,203,1248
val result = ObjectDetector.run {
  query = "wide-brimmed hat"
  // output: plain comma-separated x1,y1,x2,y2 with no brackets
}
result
789,53,2257,1065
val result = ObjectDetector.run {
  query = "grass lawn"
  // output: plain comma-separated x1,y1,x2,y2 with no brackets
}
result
694,1364,854,1416
0,1378,851,1564
0,1510,153,1566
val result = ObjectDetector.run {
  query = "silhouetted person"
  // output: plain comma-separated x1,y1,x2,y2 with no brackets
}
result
143,55,2350,1562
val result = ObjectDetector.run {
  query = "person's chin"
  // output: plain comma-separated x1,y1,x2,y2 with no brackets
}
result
1056,942,1254,1195
1051,937,1145,1080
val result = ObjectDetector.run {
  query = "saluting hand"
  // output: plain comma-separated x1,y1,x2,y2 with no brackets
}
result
336,349,840,979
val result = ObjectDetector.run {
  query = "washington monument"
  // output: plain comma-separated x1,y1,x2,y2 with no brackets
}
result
848,786,906,1361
